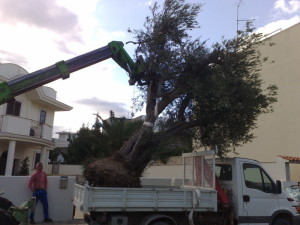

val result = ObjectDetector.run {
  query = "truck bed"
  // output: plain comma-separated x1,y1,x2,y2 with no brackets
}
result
73,183,217,213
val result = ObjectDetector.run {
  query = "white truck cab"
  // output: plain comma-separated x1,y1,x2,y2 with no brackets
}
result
216,157,300,225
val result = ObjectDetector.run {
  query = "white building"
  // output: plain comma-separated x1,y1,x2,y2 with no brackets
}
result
54,131,76,150
52,131,76,163
231,23,300,181
0,63,72,176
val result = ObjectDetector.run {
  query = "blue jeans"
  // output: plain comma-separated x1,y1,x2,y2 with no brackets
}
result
29,189,49,220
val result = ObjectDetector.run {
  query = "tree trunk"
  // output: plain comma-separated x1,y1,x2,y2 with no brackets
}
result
84,81,159,187
84,125,156,187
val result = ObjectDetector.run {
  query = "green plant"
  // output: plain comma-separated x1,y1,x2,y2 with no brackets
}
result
18,157,29,176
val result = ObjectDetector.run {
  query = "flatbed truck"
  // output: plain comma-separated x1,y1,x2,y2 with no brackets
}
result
73,150,300,225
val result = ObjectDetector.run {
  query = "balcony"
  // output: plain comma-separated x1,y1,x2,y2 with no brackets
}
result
0,115,53,141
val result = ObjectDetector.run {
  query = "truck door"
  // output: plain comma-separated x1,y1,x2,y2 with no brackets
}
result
239,161,279,225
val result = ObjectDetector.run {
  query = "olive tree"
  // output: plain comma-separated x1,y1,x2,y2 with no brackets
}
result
84,0,277,187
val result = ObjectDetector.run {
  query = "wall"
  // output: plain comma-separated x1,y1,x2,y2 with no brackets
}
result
143,158,294,182
40,86,57,99
44,159,293,183
41,123,53,141
0,176,75,223
47,164,83,176
1,115,31,135
233,23,300,163
261,160,287,181
290,164,300,182
143,164,183,179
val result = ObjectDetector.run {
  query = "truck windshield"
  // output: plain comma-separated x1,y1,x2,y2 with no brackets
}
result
243,163,276,193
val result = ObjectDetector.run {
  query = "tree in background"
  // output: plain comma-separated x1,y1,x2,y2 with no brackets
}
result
49,147,62,163
84,0,277,187
18,157,29,176
63,111,143,165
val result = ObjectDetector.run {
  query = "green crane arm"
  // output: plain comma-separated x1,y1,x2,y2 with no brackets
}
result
0,41,144,105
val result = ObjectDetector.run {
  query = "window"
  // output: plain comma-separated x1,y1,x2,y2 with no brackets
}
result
40,110,46,124
243,163,275,193
12,159,20,175
6,100,21,116
216,164,232,181
33,152,41,169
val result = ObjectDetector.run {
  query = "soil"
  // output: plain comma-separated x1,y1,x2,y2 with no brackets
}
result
84,155,141,187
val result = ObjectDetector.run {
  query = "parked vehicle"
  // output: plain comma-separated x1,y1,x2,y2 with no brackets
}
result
285,184,300,213
73,150,300,225
285,184,300,201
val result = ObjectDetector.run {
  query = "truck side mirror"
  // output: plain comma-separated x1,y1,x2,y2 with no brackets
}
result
275,180,282,194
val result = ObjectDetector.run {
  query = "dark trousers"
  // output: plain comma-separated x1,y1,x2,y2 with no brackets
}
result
29,189,49,220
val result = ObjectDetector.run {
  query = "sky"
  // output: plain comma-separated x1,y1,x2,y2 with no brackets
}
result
0,0,299,136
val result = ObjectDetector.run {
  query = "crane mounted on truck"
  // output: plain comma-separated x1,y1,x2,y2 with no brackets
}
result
0,41,144,225
0,41,144,105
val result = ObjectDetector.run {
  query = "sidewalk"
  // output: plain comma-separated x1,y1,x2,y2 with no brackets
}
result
34,208,86,225
34,219,86,225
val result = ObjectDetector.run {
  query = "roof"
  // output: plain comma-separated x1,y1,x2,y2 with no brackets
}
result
27,87,72,111
278,155,300,162
56,131,76,135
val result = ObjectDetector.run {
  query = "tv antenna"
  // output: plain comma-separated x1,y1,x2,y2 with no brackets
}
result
236,0,254,36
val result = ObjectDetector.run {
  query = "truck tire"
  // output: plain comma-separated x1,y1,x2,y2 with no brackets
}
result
272,218,291,225
150,221,169,225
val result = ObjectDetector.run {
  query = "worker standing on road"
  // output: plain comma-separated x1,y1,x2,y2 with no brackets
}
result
28,162,53,224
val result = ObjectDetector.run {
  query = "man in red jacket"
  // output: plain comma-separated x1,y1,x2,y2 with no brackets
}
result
28,162,52,224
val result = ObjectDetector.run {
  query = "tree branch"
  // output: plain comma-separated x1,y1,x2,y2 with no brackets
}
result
177,94,192,121
157,119,201,140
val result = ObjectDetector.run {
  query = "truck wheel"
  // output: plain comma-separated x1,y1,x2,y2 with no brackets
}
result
150,221,169,225
272,218,291,225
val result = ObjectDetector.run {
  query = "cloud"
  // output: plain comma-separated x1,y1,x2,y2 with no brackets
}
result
0,50,28,65
75,97,130,118
0,0,137,134
144,1,154,6
54,40,77,55
256,15,300,35
0,0,79,34
52,125,69,138
274,0,300,14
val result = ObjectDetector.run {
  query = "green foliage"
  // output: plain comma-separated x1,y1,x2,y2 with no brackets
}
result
129,0,277,157
152,134,192,163
49,147,61,163
63,125,109,164
18,157,29,176
63,111,143,164
150,118,193,163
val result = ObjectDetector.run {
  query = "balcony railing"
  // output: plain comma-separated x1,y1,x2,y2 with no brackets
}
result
0,115,53,141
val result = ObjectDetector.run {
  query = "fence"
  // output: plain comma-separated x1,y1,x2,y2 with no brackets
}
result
47,164,83,176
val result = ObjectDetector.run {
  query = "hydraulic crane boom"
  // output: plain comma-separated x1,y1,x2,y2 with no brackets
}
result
0,41,144,105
